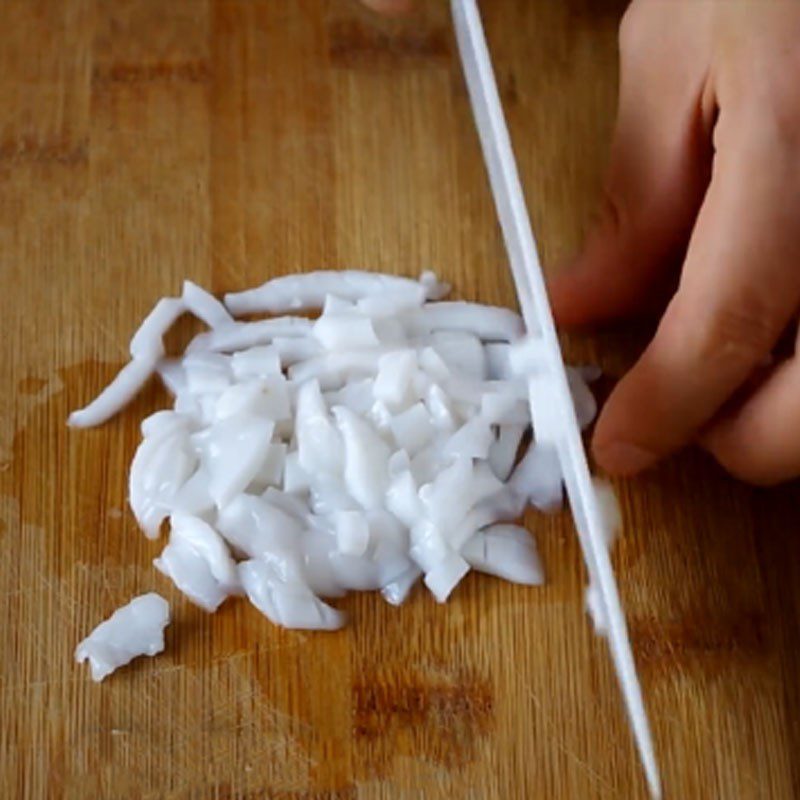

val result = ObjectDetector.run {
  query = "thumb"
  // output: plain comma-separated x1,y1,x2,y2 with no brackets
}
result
550,4,714,328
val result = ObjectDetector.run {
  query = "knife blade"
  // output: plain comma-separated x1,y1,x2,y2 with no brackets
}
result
450,2,661,796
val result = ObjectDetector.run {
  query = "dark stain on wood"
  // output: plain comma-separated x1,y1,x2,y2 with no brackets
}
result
92,60,211,86
502,69,519,106
630,609,768,675
352,667,494,771
328,20,449,69
0,136,88,166
214,785,357,800
17,377,48,395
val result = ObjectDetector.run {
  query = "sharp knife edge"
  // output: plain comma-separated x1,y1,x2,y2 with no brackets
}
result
450,2,661,796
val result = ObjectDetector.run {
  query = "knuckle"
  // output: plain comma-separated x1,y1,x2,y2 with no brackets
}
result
694,303,777,370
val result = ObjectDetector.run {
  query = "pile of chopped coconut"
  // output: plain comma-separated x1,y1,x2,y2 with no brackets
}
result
72,271,597,680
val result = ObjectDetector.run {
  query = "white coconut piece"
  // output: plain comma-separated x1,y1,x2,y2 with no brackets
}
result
182,280,233,329
313,313,380,351
424,552,470,603
225,270,428,315
461,524,543,585
389,402,435,456
238,559,345,630
333,405,391,510
68,358,158,428
75,593,170,682
414,301,524,342
509,442,563,512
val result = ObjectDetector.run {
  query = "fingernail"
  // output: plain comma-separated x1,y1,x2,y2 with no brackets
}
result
593,441,656,476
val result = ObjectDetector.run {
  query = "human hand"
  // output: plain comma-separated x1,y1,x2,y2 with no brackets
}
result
550,0,800,485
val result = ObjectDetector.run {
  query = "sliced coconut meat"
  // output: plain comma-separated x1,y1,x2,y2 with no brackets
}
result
75,593,170,682
69,271,612,675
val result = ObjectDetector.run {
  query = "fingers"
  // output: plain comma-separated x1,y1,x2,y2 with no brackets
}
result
359,0,412,14
702,346,800,485
593,118,800,476
549,4,714,328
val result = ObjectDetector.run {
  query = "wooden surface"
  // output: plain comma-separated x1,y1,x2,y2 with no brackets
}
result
2,1,799,798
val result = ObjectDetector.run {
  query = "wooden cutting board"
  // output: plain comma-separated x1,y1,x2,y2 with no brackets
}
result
2,1,799,798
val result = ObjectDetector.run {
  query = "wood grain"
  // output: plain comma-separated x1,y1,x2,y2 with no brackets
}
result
1,1,798,798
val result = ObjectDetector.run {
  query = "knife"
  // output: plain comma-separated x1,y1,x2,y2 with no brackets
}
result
450,1,661,796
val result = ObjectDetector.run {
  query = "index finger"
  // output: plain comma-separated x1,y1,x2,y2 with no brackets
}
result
592,109,800,475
